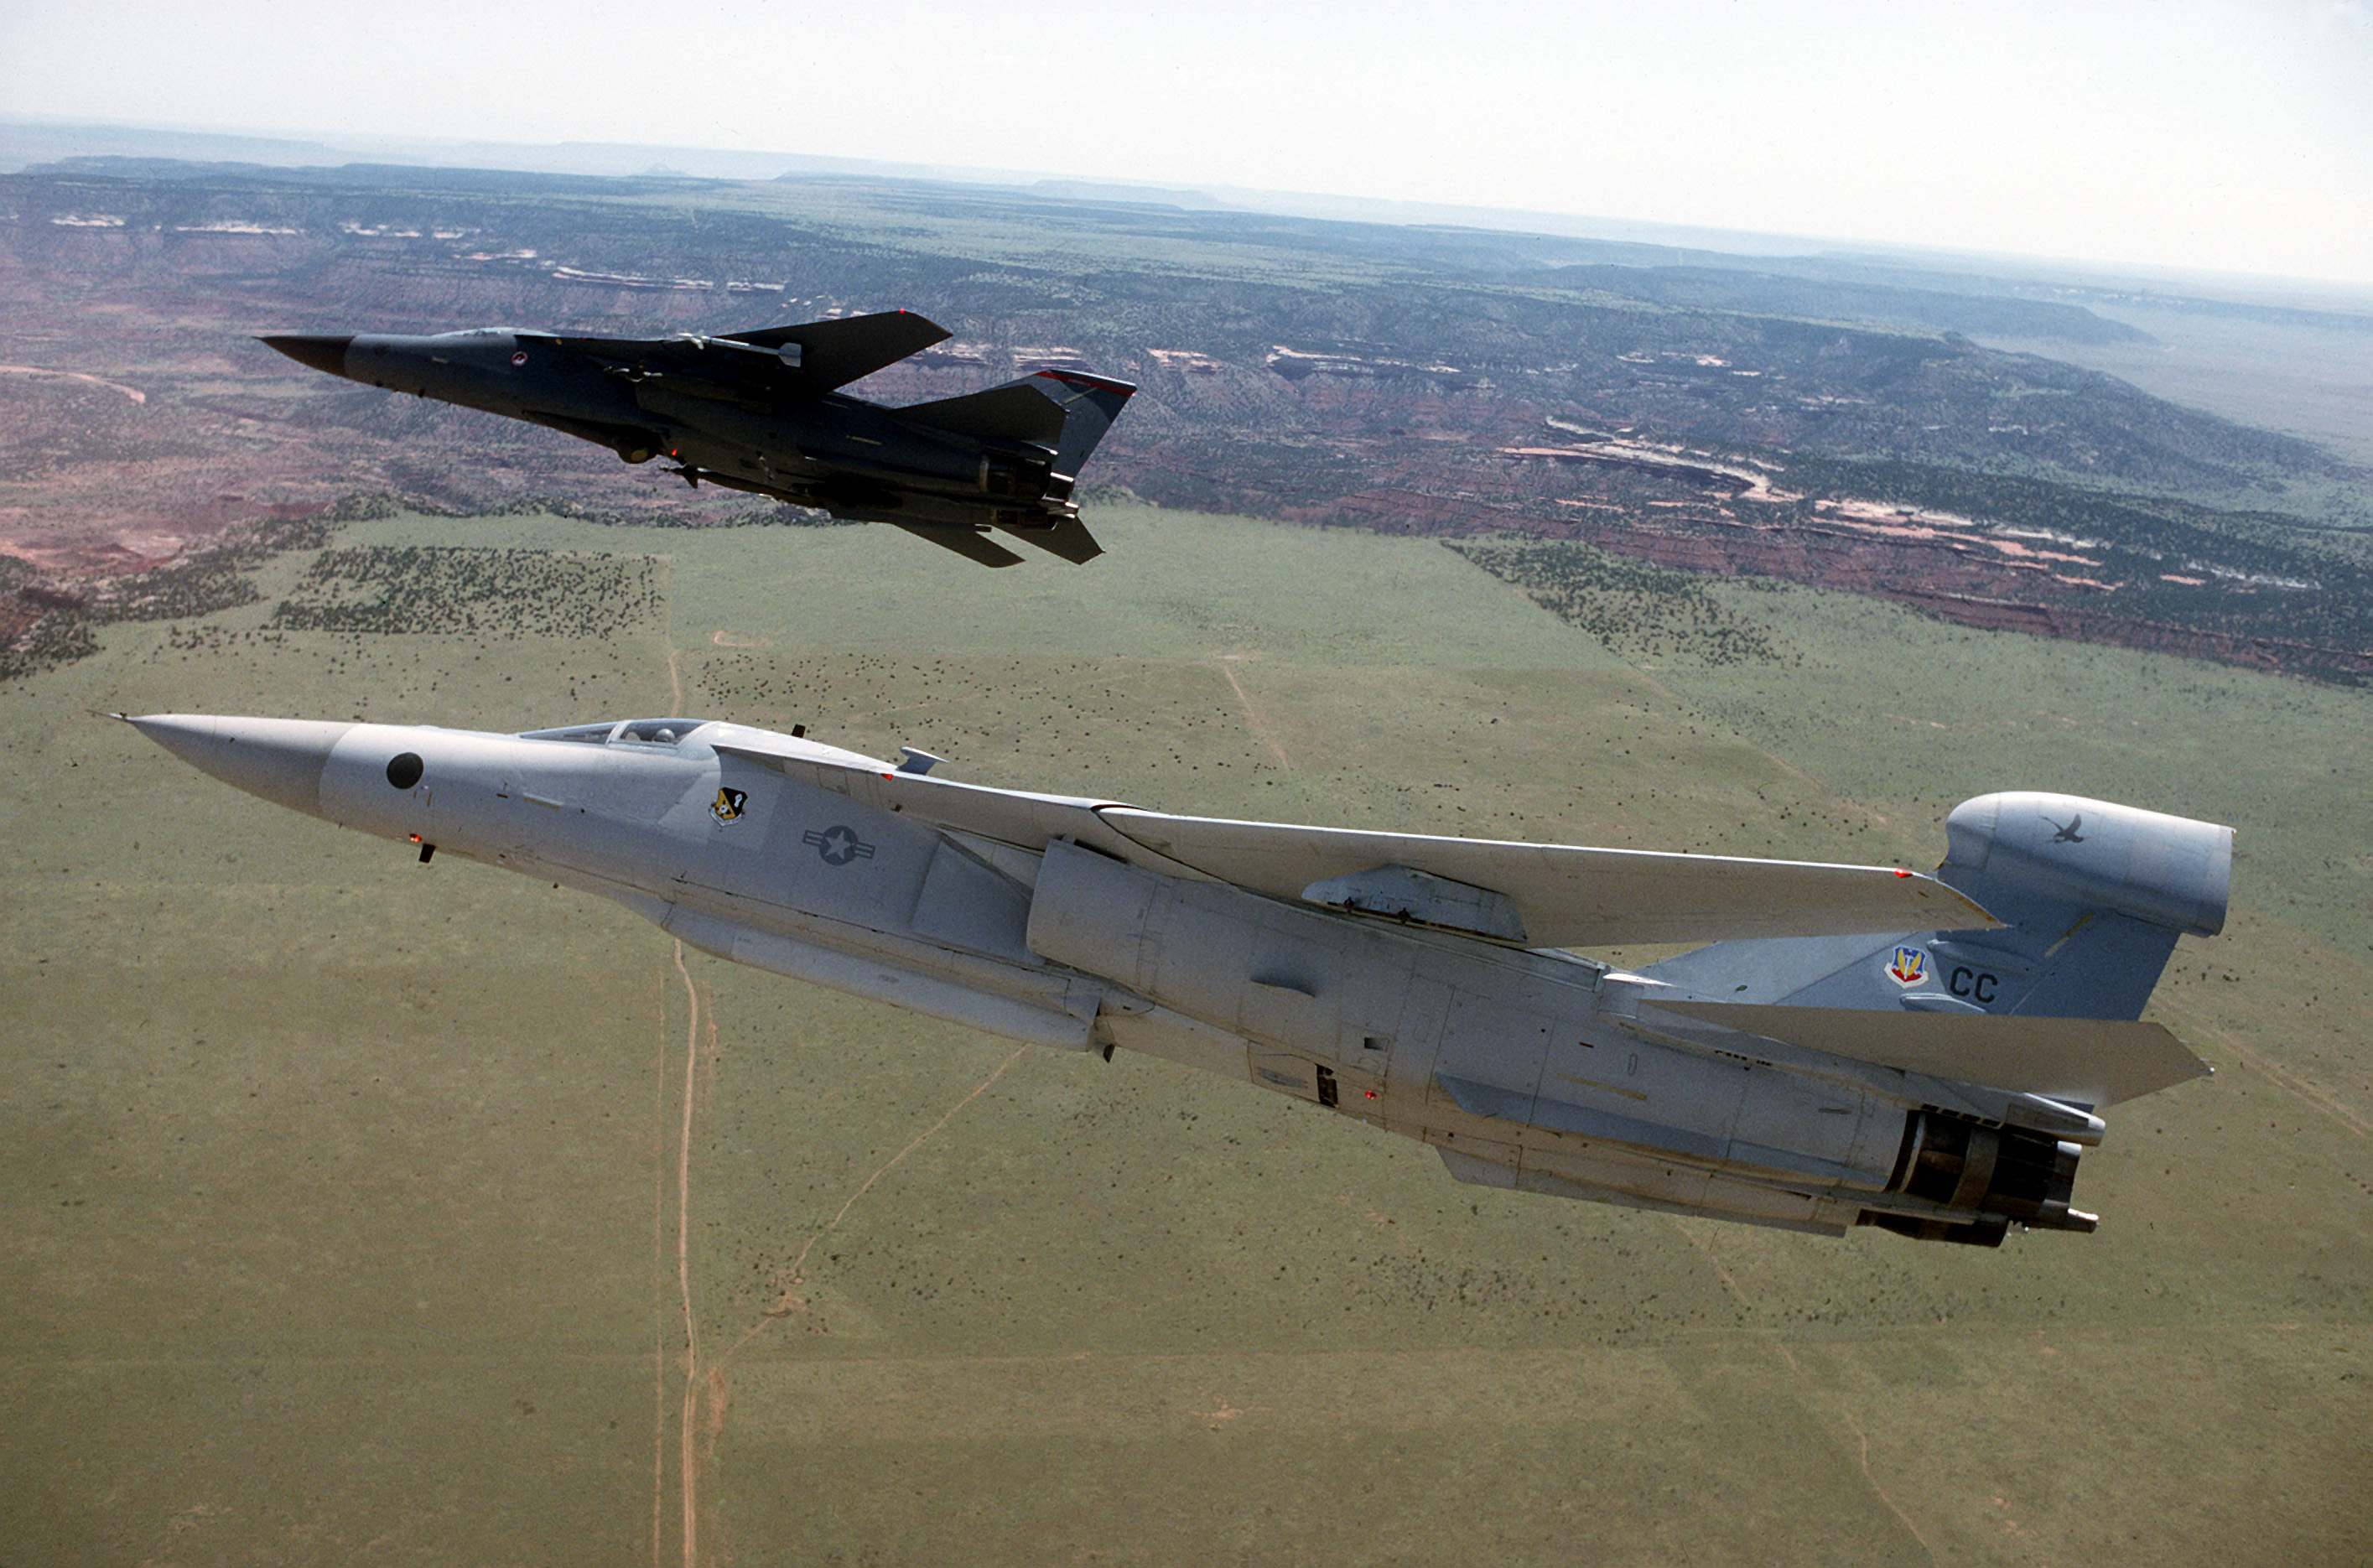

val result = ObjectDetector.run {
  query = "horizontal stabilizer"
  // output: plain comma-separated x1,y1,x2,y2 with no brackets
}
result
711,755,1986,948
719,310,951,390
995,511,1104,565
1641,999,2211,1105
1093,810,1993,948
885,522,1026,568
896,381,1067,446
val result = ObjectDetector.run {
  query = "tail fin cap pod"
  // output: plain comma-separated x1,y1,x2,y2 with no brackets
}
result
1942,792,2231,938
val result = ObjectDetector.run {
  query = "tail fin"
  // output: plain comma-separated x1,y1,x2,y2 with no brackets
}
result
1640,792,2231,1023
893,381,1069,447
893,369,1135,480
1025,370,1136,481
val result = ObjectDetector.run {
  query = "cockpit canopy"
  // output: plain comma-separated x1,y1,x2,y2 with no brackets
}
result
519,717,714,748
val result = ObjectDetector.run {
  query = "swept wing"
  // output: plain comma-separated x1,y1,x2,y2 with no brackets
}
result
548,309,953,397
714,744,1989,948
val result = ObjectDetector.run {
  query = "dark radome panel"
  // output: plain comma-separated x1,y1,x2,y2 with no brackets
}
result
259,334,353,376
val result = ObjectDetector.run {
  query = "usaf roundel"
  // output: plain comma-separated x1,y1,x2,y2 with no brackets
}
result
802,824,876,866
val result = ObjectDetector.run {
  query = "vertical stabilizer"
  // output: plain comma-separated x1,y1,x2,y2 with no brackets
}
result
1640,793,2231,1023
1026,370,1136,481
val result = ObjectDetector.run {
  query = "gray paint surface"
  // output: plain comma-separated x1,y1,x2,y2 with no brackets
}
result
129,709,2225,1248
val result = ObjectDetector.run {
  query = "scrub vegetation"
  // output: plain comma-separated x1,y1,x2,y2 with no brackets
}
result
3,157,2369,685
1449,537,1784,666
0,150,2365,1567
3,505,2365,1565
267,544,663,637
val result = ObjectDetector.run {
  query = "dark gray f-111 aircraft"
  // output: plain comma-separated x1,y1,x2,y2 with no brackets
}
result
263,311,1135,568
127,709,2230,1248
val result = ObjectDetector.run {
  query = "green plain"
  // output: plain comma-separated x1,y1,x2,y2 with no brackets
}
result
3,504,2365,1564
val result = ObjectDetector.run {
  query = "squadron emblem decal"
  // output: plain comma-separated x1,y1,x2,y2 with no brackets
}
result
711,787,747,824
1885,945,1929,987
802,824,876,866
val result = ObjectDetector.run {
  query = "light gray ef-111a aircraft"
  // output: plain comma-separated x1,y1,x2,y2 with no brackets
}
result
126,711,2230,1247
262,312,1135,568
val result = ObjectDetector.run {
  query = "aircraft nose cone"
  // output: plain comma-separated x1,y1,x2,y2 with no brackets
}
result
124,714,356,818
259,334,355,376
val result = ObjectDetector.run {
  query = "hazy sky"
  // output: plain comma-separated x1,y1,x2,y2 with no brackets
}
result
7,0,2370,283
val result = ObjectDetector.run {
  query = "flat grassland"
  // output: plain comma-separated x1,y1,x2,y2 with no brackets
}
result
3,505,2365,1565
